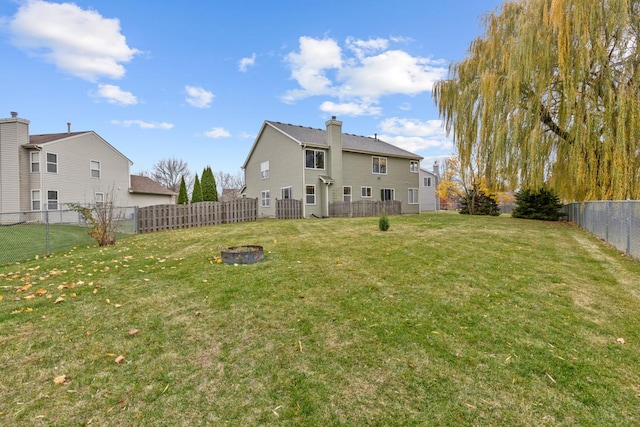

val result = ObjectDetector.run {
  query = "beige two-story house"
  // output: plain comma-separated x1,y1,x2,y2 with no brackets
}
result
241,117,423,217
0,112,174,215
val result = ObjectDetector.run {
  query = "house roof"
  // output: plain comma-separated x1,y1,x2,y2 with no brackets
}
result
130,175,176,195
266,121,423,159
28,132,91,145
24,131,134,166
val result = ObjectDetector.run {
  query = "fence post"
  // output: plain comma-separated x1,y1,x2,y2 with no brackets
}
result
627,200,632,257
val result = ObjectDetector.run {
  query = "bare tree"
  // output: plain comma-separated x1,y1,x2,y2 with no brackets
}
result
215,170,245,201
150,157,192,193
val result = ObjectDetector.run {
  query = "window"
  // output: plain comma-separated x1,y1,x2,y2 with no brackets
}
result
281,187,292,199
305,149,325,169
343,186,352,202
361,186,372,198
381,188,395,201
372,156,387,174
31,190,41,211
261,190,270,207
423,177,432,187
410,160,419,173
90,160,101,178
30,152,40,173
95,192,105,206
260,161,269,179
408,188,419,204
305,185,316,205
47,190,59,210
46,153,58,173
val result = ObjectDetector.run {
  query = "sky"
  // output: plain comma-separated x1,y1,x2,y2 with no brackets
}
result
0,0,506,178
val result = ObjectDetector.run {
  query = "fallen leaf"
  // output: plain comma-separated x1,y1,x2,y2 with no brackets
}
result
115,355,125,364
617,337,626,344
54,297,65,304
0,295,3,301
53,375,68,385
128,329,139,336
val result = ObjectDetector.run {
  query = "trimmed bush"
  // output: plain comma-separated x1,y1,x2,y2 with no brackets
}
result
379,211,390,231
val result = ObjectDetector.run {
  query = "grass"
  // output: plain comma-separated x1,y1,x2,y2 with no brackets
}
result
1,213,639,426
0,224,95,264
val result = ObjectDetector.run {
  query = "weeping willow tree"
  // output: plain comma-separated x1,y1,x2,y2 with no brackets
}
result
433,0,640,201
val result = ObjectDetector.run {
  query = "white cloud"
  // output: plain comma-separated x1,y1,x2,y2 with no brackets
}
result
111,119,173,129
94,84,137,105
378,118,452,152
7,0,139,81
319,101,382,117
204,127,230,138
185,85,214,108
282,37,342,102
282,36,448,115
239,53,256,72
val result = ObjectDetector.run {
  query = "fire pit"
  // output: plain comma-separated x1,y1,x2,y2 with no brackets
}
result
220,245,264,264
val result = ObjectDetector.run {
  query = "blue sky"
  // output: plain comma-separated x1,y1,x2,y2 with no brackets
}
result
0,0,505,177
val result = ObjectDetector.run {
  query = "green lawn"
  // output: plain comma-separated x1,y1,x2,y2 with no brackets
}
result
0,224,95,264
1,213,639,426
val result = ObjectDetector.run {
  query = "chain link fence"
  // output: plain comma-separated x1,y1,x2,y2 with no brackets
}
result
563,201,640,260
0,207,137,265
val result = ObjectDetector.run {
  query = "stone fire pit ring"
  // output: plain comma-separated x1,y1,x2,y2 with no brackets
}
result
220,245,264,264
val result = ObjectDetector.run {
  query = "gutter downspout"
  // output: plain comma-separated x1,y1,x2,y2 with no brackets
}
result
301,144,306,218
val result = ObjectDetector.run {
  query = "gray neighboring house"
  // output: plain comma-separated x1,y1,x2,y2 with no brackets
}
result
419,163,440,212
241,117,423,218
0,112,174,214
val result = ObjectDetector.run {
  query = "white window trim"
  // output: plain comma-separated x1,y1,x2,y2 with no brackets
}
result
305,149,326,170
281,186,293,199
408,188,419,204
46,190,59,210
423,176,432,187
410,160,419,173
261,190,270,207
95,192,105,206
372,156,387,175
261,161,270,179
305,185,316,205
31,189,41,211
381,188,395,201
30,152,40,173
46,152,58,174
343,186,352,202
361,186,372,198
90,160,101,179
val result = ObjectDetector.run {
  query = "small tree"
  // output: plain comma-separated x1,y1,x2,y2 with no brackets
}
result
459,183,500,216
191,174,203,203
177,176,188,204
68,193,122,246
201,166,218,201
378,211,390,231
512,188,565,221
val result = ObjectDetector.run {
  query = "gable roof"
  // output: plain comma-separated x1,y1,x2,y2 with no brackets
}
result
265,121,423,160
130,175,176,195
23,131,134,165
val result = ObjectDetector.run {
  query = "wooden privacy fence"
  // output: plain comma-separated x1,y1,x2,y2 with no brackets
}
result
329,200,402,217
276,198,303,219
138,199,258,233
